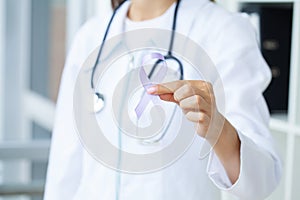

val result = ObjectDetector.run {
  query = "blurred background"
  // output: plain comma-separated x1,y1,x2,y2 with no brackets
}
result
0,0,299,199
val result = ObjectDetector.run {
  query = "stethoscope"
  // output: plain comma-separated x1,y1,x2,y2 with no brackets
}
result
92,0,184,114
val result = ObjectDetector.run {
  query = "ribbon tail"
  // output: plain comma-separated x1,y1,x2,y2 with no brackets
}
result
135,52,167,119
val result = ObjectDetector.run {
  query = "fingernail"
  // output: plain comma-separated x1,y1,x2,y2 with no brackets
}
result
147,86,157,94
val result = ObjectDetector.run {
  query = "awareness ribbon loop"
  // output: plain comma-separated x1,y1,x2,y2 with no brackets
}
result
134,53,168,119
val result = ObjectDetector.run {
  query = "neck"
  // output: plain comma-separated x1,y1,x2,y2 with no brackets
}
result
128,0,177,21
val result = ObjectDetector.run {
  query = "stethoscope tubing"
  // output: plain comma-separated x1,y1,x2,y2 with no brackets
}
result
91,0,184,143
91,0,183,92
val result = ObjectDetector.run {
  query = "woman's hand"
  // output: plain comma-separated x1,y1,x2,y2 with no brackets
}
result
147,80,241,184
147,80,221,142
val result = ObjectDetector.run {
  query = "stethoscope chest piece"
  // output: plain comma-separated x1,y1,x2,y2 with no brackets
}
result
94,92,105,113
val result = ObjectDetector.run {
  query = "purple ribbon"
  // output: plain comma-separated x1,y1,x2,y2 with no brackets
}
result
135,53,167,119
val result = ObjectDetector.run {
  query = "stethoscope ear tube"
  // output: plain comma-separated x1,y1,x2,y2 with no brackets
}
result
90,0,128,91
91,0,128,113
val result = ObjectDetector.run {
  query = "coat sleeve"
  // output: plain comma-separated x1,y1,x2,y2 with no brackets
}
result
43,29,87,200
205,13,282,200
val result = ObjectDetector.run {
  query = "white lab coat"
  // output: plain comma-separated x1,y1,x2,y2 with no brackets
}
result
44,0,282,199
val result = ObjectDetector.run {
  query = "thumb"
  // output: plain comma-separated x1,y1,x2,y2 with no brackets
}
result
158,94,177,103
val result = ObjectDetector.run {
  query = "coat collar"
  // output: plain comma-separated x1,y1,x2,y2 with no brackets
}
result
100,0,209,61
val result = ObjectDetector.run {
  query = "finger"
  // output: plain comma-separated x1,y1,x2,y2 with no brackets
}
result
173,84,195,102
147,80,215,105
188,81,214,104
147,80,185,95
179,95,210,113
194,122,208,138
173,83,214,107
158,94,177,103
185,111,210,125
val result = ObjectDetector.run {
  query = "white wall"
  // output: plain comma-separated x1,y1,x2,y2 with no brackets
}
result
0,0,5,142
0,0,6,187
66,0,112,51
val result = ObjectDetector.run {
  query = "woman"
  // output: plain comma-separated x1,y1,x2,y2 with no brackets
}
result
44,0,282,199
